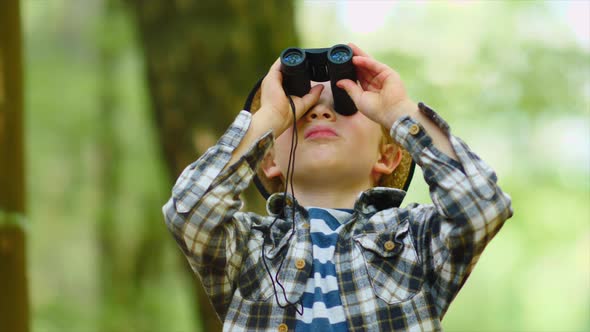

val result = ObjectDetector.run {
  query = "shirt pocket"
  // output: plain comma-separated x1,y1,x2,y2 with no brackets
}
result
353,222,424,304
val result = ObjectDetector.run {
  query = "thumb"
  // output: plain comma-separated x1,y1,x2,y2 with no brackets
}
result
297,84,324,115
337,79,363,103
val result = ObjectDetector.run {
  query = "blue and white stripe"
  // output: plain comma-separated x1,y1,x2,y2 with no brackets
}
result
295,207,352,332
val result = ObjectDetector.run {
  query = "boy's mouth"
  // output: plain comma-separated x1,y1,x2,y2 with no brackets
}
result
304,125,338,139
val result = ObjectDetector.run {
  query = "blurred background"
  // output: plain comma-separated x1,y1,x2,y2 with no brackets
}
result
0,0,588,331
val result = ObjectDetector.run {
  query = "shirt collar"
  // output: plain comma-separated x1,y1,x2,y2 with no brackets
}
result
353,187,406,215
266,187,406,216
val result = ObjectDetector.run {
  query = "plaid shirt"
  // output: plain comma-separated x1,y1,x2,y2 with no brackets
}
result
162,104,513,331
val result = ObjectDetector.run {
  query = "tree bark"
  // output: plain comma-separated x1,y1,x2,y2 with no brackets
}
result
125,1,298,330
96,0,123,330
0,1,29,331
96,1,176,330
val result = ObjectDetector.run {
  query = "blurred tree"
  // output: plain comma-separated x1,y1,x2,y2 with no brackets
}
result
125,0,298,330
0,0,29,332
97,0,124,331
96,0,171,331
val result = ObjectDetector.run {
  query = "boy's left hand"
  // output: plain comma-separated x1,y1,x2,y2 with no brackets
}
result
337,43,417,129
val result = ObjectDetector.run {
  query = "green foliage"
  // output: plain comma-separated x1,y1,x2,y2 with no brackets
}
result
23,0,589,331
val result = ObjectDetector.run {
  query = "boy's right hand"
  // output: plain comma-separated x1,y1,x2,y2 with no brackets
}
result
258,58,324,137
224,58,323,170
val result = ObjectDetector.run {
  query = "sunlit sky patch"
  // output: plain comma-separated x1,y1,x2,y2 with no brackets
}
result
336,0,589,51
550,0,590,51
337,1,397,34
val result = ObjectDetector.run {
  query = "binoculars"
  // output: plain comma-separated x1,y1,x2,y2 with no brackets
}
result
280,44,357,115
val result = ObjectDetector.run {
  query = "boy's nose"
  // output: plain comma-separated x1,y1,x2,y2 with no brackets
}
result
304,105,336,122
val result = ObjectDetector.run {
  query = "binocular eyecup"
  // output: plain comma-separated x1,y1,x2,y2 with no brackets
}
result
279,44,357,116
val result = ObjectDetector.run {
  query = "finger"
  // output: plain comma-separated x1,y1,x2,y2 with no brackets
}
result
356,62,388,91
298,84,324,115
353,57,393,91
353,56,391,77
266,57,282,82
357,69,377,90
348,42,371,58
353,66,380,90
336,79,363,103
270,57,281,71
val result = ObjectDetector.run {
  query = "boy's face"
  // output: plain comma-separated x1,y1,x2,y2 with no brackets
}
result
263,81,397,191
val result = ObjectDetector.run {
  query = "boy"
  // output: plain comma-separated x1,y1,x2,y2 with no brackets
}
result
162,43,513,331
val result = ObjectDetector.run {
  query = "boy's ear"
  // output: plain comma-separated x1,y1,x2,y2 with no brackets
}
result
261,149,282,179
372,143,402,177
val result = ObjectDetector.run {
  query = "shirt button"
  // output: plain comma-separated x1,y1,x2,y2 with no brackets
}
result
278,323,288,332
302,223,310,229
295,259,306,269
384,240,395,251
409,123,420,135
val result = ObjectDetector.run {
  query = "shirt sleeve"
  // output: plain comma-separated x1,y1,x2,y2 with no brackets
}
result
390,103,513,318
161,110,273,319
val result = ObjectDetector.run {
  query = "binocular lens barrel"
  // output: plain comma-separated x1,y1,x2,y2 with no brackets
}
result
280,48,311,97
328,46,353,64
280,48,306,67
283,51,305,66
327,45,357,115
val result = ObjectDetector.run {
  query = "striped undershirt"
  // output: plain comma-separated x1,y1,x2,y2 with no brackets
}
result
295,207,353,332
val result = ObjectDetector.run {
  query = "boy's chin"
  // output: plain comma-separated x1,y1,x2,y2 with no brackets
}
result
294,156,341,172
294,161,364,181
298,146,344,164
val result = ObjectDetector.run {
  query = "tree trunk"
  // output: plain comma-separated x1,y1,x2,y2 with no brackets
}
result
95,0,180,330
0,1,29,332
97,0,123,330
125,1,298,330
